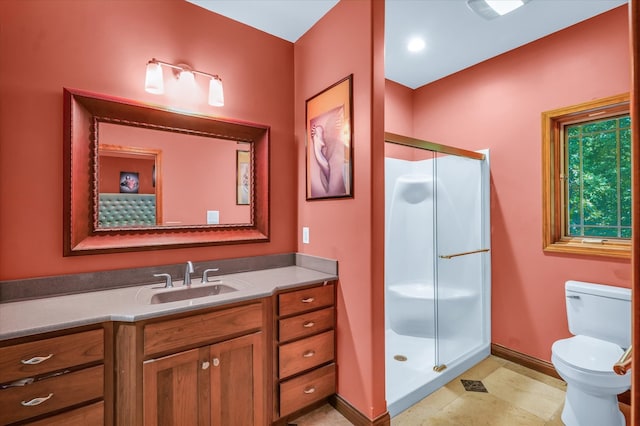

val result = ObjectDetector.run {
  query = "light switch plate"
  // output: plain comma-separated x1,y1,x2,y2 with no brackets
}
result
207,210,219,224
302,227,310,244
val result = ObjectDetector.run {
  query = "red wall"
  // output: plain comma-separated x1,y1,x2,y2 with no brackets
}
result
386,6,631,362
384,79,413,136
0,0,295,279
294,0,387,419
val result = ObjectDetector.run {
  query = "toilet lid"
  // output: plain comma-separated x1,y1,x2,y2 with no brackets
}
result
552,335,625,373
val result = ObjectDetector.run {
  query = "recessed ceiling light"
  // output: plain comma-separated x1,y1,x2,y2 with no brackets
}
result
407,37,426,53
467,0,529,20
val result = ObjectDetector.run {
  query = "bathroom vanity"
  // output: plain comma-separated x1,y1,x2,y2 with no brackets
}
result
119,299,268,425
0,262,337,425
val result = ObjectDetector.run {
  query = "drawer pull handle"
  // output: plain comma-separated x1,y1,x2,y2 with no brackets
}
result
303,386,316,394
202,361,210,370
21,354,53,365
303,321,315,328
301,297,315,304
303,350,315,358
212,357,220,367
21,393,53,407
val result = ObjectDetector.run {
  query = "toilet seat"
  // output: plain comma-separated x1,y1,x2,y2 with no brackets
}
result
552,335,624,374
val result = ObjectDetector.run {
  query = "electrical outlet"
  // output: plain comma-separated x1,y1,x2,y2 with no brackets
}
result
302,227,310,244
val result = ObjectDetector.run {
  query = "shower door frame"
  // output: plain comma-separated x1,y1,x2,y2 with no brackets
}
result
385,131,491,370
384,132,486,161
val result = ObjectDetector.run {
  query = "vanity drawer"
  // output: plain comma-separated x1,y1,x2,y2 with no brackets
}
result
0,329,104,384
278,284,334,317
0,364,104,425
279,363,336,417
279,307,334,343
279,330,334,379
144,302,263,356
25,401,104,425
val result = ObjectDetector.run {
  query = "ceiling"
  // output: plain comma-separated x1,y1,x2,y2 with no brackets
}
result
187,0,627,89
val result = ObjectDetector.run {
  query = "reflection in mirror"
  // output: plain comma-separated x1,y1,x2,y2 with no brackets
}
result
97,123,252,228
98,142,162,227
63,88,269,255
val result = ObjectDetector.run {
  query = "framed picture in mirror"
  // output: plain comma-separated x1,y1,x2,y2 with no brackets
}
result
236,150,250,205
119,171,139,193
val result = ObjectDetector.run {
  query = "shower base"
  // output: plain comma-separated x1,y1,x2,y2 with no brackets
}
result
386,329,489,417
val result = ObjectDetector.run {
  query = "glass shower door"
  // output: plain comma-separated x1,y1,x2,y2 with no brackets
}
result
433,152,487,372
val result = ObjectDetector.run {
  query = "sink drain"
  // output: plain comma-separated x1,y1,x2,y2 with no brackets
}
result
394,355,408,362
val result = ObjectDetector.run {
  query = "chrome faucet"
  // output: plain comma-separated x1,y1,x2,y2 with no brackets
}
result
202,268,220,283
153,273,173,288
184,261,194,286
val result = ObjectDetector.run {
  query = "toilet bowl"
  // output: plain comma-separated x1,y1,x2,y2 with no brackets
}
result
551,281,631,426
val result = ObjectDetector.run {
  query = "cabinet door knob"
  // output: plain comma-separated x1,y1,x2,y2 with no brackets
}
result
21,393,53,407
303,321,315,328
303,350,315,358
303,386,316,394
301,297,315,304
212,357,220,367
202,361,210,370
20,354,53,365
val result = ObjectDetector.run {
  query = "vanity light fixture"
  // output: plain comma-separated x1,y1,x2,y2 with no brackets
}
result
466,0,530,20
144,58,224,107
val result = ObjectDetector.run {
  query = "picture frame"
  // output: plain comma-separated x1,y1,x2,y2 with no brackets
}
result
236,150,251,205
119,171,139,193
305,75,353,200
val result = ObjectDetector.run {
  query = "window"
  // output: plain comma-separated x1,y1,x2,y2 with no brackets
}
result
542,94,631,258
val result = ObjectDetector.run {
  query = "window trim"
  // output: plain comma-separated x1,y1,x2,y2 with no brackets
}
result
542,93,631,259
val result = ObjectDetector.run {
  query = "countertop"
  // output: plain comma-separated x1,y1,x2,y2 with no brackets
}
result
0,266,337,341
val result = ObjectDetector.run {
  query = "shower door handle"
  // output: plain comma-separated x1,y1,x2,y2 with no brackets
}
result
439,248,490,259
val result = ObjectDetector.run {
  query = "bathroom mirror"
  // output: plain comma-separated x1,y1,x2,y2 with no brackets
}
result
63,88,269,255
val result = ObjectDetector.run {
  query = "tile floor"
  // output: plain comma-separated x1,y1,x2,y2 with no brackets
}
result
289,355,631,426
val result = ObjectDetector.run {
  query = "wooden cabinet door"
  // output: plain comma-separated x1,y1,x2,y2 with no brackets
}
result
210,332,264,426
143,347,211,426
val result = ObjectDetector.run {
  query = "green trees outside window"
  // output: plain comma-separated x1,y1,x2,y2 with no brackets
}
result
565,115,632,239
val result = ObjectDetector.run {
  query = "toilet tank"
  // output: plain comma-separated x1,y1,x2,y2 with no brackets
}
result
566,280,632,348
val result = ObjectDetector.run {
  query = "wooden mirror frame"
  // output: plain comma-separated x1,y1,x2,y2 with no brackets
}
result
63,88,269,255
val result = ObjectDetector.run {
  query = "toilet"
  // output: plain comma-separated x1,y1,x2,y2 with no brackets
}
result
551,280,631,426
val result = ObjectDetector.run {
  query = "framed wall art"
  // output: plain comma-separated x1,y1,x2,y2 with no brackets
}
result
305,74,353,200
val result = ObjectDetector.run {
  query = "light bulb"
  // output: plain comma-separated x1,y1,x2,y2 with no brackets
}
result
144,62,164,94
208,78,224,107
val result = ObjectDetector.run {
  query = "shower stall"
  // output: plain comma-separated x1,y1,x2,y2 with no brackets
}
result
384,133,491,416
